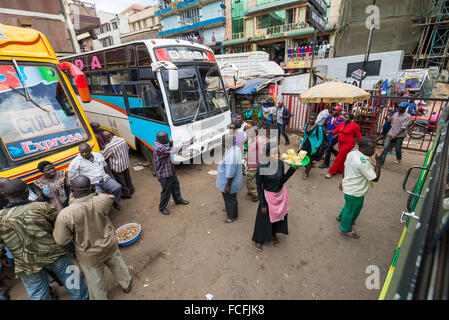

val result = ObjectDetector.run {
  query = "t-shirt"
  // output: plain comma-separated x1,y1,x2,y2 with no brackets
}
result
342,150,377,197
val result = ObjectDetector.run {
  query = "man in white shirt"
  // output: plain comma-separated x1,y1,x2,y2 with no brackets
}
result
316,105,332,126
68,143,122,210
336,138,382,239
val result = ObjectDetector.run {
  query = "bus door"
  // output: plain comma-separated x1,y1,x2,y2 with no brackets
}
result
121,81,169,173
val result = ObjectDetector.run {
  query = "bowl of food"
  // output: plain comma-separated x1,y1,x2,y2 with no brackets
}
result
281,150,310,168
116,223,141,247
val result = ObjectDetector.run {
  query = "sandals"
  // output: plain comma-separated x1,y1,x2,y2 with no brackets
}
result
336,216,341,222
339,231,360,239
272,235,280,247
325,173,333,179
255,243,263,252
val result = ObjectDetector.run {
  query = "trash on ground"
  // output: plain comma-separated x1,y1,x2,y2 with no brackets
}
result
205,293,214,300
208,170,218,175
133,166,144,171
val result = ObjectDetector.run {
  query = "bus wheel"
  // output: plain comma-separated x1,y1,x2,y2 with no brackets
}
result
140,141,156,176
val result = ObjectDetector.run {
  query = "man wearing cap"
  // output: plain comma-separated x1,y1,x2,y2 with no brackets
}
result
320,106,344,169
381,103,411,165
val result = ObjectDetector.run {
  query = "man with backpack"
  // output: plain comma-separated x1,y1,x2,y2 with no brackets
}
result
276,101,292,145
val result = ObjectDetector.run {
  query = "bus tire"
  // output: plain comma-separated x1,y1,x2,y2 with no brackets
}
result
140,141,156,177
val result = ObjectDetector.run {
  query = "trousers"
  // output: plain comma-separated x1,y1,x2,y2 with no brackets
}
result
95,175,121,205
277,123,290,144
112,168,135,196
338,194,365,233
222,192,238,220
80,247,131,300
21,254,88,300
381,135,404,164
159,174,182,211
246,168,258,199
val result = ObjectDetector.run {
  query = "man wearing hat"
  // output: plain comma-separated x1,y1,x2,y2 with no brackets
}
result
381,102,411,165
320,106,344,169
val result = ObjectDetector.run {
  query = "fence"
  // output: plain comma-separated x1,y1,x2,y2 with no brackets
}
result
282,91,448,152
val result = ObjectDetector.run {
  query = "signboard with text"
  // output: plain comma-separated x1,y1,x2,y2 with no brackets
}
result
307,5,326,32
309,0,328,16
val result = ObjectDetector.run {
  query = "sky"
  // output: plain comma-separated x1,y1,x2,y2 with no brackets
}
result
91,0,159,15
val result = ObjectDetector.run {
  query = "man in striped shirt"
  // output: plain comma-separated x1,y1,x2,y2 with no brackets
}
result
102,132,134,199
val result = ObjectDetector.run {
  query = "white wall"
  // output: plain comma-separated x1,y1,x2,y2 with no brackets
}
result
316,50,404,90
93,10,130,49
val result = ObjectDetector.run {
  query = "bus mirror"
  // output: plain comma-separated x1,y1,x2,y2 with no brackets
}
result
58,62,91,103
168,69,178,91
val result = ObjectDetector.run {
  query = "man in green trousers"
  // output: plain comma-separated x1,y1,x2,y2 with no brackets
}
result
336,138,382,239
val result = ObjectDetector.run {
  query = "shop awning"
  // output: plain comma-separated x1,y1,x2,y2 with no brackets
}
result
234,77,281,95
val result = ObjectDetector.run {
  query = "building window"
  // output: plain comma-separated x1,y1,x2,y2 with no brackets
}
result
127,46,137,67
112,21,118,30
232,0,244,34
180,7,200,26
143,20,147,28
257,10,286,29
135,22,139,30
100,36,114,47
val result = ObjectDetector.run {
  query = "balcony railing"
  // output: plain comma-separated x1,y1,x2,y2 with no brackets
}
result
232,32,245,40
259,22,308,35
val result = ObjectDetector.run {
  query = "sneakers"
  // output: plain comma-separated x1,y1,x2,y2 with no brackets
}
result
394,160,401,164
123,280,132,294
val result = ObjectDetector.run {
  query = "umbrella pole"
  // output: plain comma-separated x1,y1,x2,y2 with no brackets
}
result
308,29,317,89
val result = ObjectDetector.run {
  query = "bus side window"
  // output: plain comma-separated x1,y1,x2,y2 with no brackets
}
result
137,45,151,67
128,46,137,67
109,70,130,95
90,73,111,94
128,82,166,123
105,48,127,69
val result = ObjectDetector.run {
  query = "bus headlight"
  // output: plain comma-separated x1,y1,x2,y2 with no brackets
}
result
181,148,200,158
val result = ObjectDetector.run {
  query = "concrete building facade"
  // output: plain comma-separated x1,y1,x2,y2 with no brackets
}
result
91,11,130,50
155,0,227,54
0,0,80,55
222,0,341,69
120,5,162,43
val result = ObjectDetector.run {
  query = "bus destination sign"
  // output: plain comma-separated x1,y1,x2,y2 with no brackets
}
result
155,47,215,63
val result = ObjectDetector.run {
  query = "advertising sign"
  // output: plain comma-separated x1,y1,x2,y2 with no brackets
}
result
397,69,429,90
309,0,328,16
307,5,326,32
155,47,216,63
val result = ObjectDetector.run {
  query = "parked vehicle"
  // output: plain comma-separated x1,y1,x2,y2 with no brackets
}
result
408,111,442,139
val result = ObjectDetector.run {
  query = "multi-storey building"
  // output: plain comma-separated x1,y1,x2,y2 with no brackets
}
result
69,0,101,53
223,0,341,70
0,0,81,55
155,0,227,54
90,11,129,50
120,5,162,43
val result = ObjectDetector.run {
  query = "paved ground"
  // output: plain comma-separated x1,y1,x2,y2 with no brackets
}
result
6,135,426,300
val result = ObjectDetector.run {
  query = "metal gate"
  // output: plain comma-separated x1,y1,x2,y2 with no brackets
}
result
282,91,448,152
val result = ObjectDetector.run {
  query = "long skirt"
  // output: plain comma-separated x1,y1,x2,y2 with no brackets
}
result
328,141,354,175
252,204,288,243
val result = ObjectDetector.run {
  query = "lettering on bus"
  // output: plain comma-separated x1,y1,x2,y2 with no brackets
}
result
155,47,215,63
20,132,86,154
74,56,103,71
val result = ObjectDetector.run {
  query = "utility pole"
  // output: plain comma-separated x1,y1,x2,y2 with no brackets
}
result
308,29,317,88
359,0,377,88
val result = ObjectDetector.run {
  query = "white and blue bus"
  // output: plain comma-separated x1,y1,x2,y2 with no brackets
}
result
61,39,231,172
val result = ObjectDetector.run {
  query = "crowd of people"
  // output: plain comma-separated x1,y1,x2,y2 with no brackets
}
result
0,99,407,299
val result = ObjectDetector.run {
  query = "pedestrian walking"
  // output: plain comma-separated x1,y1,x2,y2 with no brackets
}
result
276,101,292,145
53,175,132,300
299,113,326,179
252,143,297,252
216,134,243,223
320,106,344,169
68,143,122,211
326,113,362,179
336,138,382,238
246,128,266,202
380,103,411,165
102,132,135,199
153,132,194,215
0,179,88,300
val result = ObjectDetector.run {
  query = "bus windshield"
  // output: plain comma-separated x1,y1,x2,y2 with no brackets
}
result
161,68,206,121
198,66,228,112
0,64,88,161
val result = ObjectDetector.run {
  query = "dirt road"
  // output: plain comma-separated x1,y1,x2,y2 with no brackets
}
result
6,137,425,300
